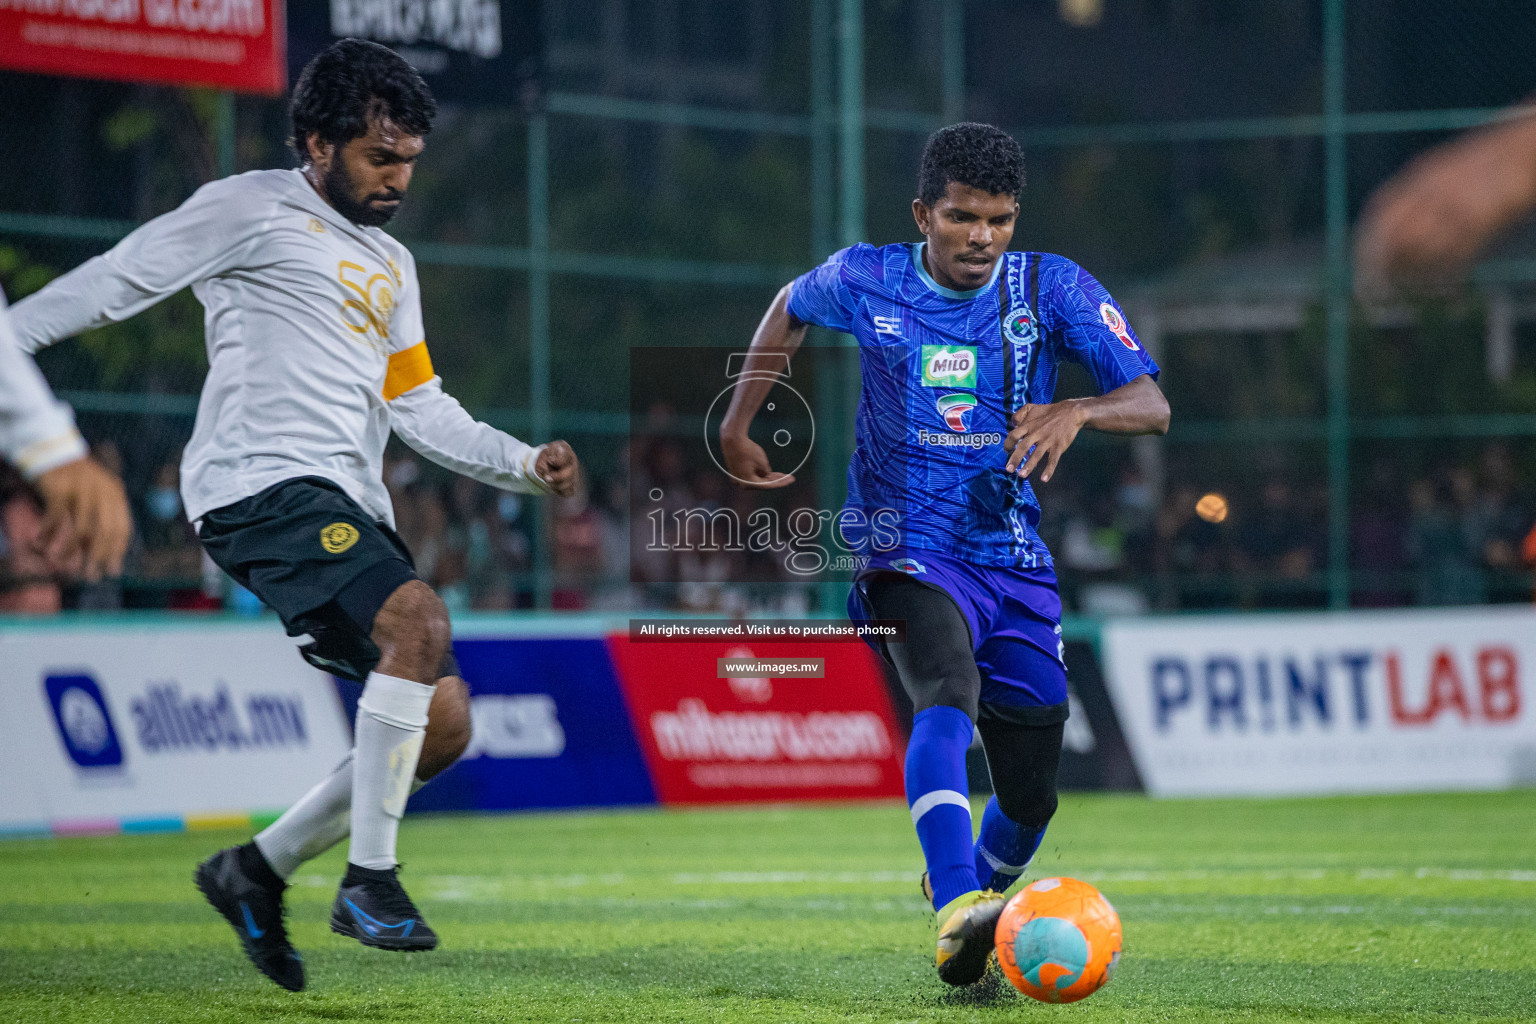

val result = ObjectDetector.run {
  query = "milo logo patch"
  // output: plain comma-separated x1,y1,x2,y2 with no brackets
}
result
921,345,978,388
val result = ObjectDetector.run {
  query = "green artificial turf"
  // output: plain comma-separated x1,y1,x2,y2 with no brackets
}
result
2,791,1534,1022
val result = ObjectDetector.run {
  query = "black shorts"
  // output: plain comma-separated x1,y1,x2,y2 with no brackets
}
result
198,476,457,683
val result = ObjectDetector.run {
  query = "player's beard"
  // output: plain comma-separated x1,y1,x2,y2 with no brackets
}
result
321,159,404,228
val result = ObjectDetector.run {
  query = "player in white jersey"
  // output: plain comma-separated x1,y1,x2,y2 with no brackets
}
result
9,40,579,991
0,288,130,582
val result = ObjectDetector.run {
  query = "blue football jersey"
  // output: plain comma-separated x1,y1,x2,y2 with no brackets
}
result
787,242,1159,568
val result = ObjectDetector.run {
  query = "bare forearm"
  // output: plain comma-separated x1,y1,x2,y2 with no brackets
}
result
1355,102,1536,293
1435,107,1536,230
1071,375,1170,436
720,285,807,440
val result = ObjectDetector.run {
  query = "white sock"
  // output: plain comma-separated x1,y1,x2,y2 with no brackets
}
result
254,755,432,879
255,753,355,879
348,672,434,871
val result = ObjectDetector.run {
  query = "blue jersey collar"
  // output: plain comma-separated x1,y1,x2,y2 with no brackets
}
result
912,242,1004,300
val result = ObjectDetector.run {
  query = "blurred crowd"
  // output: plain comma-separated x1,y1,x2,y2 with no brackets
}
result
1042,442,1536,613
2,440,1534,616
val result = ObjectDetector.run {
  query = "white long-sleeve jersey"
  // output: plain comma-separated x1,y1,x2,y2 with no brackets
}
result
9,169,549,527
0,287,88,479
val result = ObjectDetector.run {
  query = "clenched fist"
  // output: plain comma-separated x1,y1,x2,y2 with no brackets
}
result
535,440,580,497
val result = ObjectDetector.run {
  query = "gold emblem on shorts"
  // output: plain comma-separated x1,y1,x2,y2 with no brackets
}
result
320,522,360,554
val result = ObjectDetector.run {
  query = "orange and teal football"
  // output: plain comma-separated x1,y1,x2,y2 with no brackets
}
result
994,877,1122,1003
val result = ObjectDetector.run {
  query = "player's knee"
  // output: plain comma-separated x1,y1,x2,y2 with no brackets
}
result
372,580,451,679
418,676,472,780
993,777,1058,827
911,673,980,721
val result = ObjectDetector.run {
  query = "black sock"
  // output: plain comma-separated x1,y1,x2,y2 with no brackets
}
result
343,862,397,885
237,842,284,890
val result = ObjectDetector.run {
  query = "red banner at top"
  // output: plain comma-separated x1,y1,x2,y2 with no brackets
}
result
0,0,286,95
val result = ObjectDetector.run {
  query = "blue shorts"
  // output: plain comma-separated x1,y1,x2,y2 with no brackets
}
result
848,548,1068,714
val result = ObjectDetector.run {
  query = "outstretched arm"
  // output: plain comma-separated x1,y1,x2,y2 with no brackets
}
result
8,177,265,352
385,345,577,497
1004,373,1169,482
718,284,808,489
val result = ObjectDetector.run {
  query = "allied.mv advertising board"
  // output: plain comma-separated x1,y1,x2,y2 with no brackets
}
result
0,622,351,833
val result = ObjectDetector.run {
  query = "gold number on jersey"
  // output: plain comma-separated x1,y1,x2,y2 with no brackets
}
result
338,260,397,352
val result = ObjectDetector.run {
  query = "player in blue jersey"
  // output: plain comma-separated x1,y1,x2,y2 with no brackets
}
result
720,123,1169,987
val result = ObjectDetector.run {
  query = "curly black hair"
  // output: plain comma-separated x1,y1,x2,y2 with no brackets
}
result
917,122,1025,206
290,39,437,164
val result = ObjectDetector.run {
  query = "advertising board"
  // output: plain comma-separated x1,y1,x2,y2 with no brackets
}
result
405,635,657,813
1101,607,1536,796
606,635,906,805
0,0,286,94
0,621,351,834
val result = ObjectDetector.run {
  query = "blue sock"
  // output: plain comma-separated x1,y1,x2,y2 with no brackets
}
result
973,797,1047,892
905,705,980,911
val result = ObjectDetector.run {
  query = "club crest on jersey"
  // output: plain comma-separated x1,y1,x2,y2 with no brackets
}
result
1099,302,1139,350
890,557,927,575
1004,307,1037,344
921,345,977,389
936,393,977,432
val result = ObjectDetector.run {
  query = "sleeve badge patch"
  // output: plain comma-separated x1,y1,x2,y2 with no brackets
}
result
1099,303,1139,350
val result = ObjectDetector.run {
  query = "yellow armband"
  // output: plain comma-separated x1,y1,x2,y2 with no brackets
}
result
383,340,434,400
